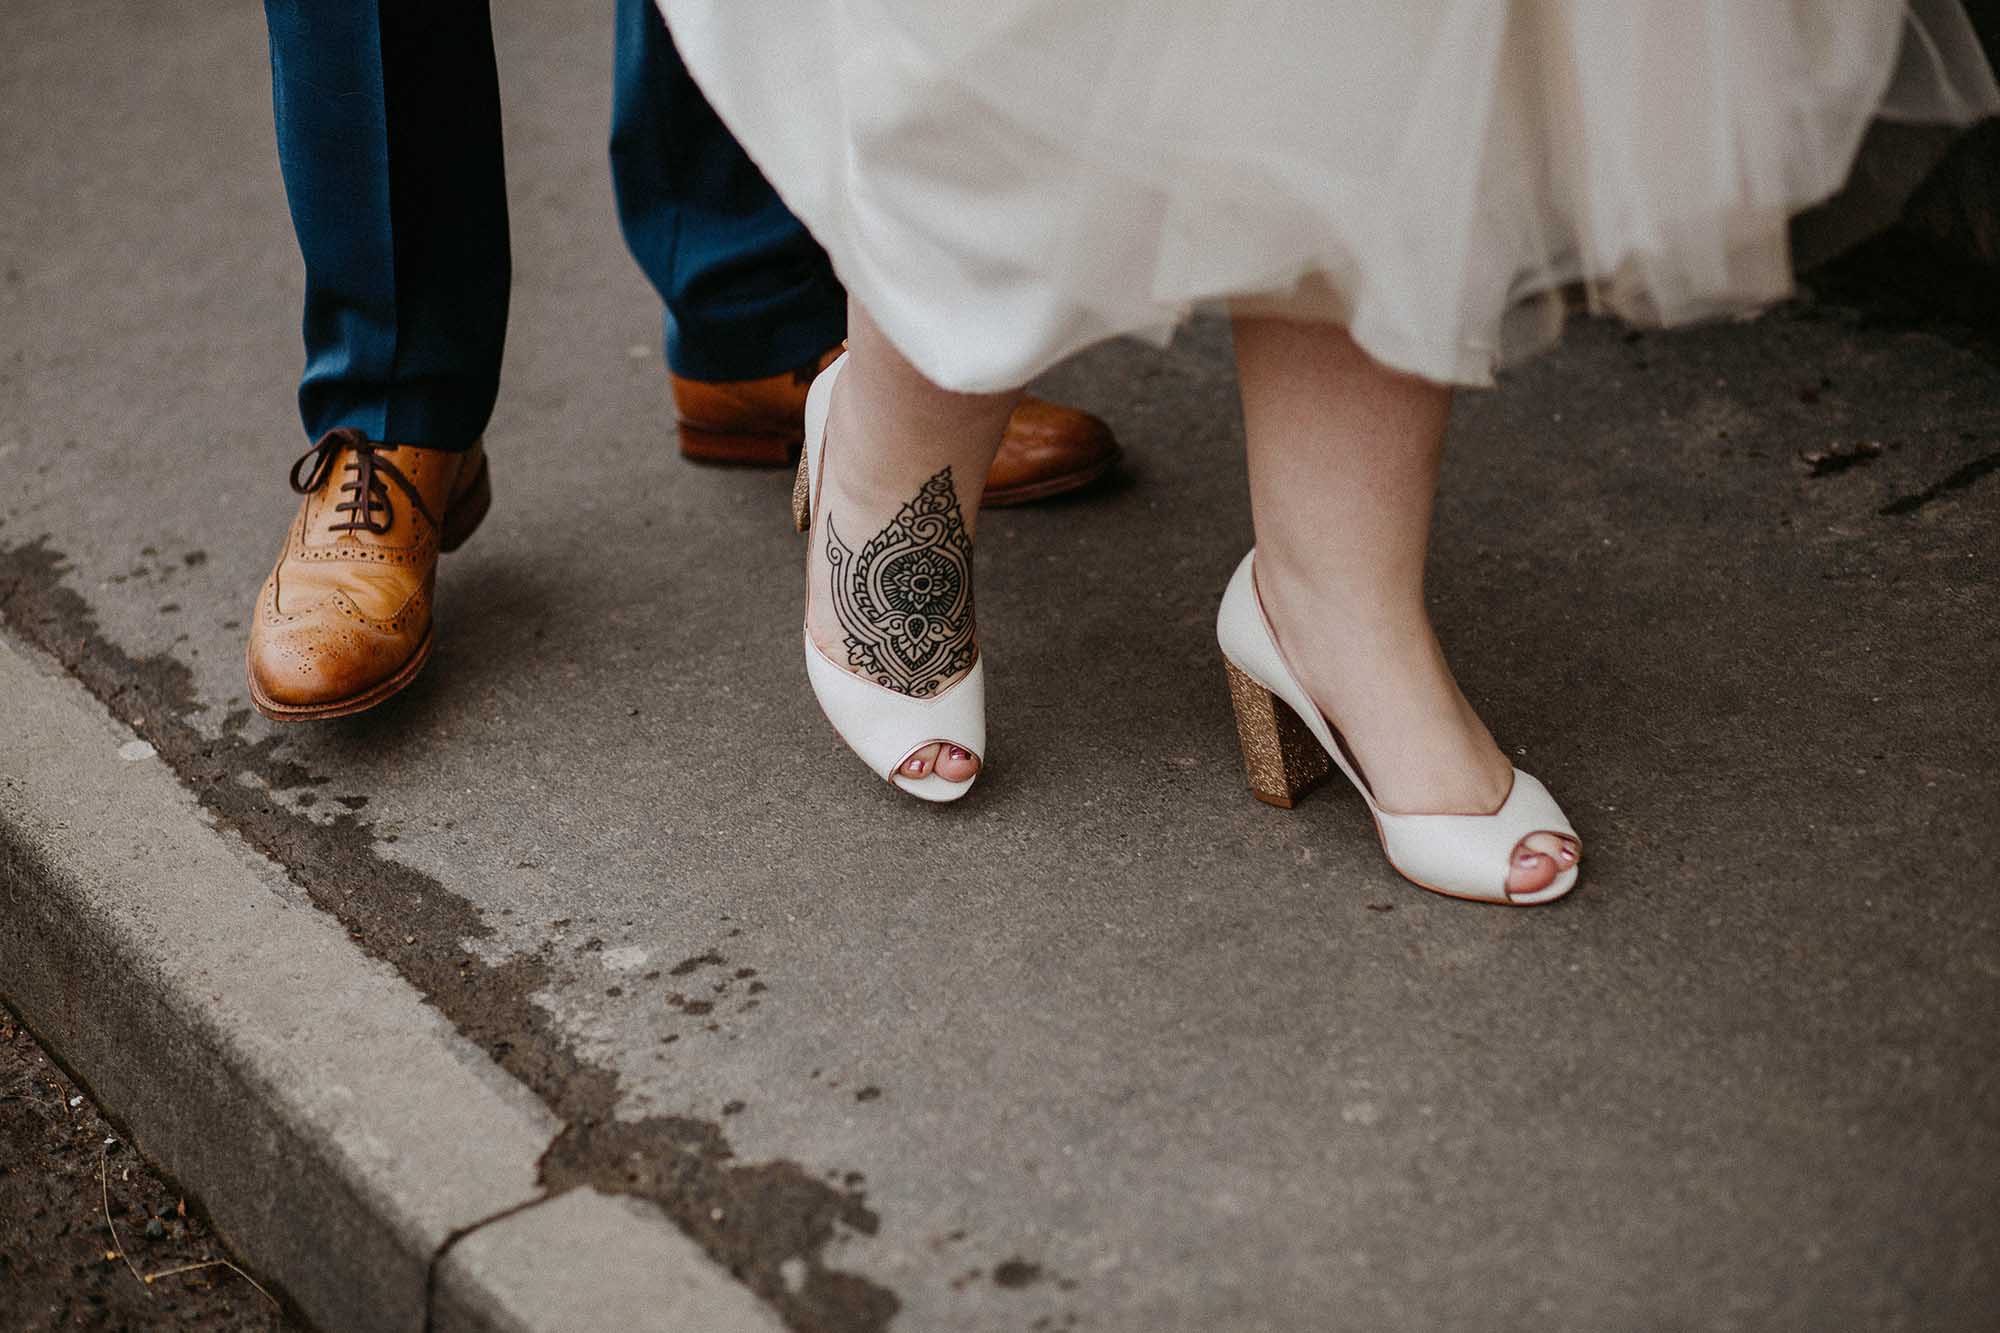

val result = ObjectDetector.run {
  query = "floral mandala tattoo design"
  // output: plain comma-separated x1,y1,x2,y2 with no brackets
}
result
826,467,975,698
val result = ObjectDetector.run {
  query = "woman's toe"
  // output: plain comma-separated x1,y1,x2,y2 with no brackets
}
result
1519,831,1572,864
935,744,980,783
1505,841,1558,897
901,744,941,779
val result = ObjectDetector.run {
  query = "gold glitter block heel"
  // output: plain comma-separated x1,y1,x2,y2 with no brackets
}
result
790,447,813,533
1225,658,1332,808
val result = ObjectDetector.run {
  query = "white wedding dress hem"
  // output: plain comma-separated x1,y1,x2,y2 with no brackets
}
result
662,0,1998,392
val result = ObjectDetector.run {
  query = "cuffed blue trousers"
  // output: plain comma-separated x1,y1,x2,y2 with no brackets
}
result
262,0,848,451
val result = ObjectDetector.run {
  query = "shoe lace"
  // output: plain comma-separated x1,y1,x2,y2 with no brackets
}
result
289,429,440,536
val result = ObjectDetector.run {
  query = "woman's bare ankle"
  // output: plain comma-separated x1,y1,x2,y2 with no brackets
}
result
1256,569,1512,818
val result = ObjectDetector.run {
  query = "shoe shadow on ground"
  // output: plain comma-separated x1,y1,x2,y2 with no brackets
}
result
997,461,1140,512
278,555,561,768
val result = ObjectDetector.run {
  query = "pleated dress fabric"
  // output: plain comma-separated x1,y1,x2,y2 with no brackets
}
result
659,1,1999,391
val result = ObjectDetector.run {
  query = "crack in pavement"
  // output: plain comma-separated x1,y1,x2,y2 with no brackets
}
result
0,535,900,1333
423,1191,554,1330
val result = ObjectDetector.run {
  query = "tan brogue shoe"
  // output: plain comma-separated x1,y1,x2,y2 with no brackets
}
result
671,347,844,466
246,429,491,721
672,345,1119,506
981,397,1119,506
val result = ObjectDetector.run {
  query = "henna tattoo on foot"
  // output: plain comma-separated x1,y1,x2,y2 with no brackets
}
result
825,467,976,698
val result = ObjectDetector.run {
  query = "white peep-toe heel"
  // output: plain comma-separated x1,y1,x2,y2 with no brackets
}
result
1216,550,1579,905
792,353,986,803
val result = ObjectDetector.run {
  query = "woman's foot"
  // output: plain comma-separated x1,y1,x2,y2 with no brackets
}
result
1256,558,1580,897
803,441,983,782
800,304,1018,792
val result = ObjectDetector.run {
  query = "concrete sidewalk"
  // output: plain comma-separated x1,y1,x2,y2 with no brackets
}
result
0,629,778,1332
5,2,2000,1330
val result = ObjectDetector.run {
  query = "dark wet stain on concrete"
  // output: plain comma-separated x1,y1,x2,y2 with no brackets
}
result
0,536,899,1333
542,1112,896,1331
991,1257,1044,1289
669,950,727,977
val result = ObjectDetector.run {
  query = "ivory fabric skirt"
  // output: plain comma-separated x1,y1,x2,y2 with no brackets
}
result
659,1,1999,390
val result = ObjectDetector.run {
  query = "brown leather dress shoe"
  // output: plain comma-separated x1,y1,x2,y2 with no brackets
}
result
671,347,1119,506
246,429,491,721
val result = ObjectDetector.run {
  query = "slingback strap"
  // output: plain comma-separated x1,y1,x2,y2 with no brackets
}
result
799,352,845,529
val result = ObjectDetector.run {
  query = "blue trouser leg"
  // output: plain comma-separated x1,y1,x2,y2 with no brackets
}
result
608,0,847,382
263,0,509,451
